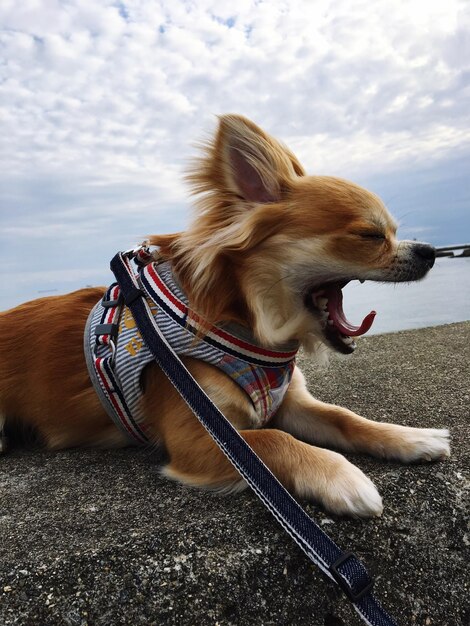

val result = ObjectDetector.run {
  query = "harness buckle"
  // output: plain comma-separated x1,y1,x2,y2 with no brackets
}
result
95,323,119,341
101,292,123,308
329,551,374,603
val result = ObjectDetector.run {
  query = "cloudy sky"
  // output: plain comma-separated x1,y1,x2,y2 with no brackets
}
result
1,0,469,310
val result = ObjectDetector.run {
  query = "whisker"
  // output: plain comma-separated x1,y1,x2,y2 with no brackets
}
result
263,271,296,296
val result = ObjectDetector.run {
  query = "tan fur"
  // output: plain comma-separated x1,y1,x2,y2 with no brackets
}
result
0,114,449,517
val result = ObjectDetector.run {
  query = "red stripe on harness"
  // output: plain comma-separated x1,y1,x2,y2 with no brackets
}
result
147,263,187,315
95,357,148,445
145,263,298,361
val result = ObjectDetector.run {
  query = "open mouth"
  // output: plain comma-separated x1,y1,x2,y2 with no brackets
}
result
306,281,376,354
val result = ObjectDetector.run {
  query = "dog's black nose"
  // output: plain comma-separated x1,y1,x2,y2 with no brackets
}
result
413,243,436,267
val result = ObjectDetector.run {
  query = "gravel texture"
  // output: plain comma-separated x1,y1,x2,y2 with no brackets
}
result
1,322,469,626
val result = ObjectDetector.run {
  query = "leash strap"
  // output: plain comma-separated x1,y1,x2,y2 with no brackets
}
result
110,251,399,626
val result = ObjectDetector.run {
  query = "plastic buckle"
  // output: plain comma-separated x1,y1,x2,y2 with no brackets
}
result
101,291,123,308
95,323,119,341
329,551,374,603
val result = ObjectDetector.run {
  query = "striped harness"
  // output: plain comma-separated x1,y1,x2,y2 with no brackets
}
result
84,253,299,444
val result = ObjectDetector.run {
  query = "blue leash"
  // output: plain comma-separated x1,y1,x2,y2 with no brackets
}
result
110,251,399,626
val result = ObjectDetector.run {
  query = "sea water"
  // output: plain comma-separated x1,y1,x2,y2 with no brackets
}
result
342,256,470,335
3,257,469,335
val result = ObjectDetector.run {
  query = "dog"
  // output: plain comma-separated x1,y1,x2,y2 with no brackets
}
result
0,114,450,517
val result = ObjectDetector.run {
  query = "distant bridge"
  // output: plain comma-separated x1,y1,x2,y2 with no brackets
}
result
435,244,470,258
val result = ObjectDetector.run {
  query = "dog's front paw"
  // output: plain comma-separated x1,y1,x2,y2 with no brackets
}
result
324,459,384,518
294,449,383,518
384,426,450,463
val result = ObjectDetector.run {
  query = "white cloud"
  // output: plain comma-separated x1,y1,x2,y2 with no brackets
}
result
291,124,470,177
1,0,468,180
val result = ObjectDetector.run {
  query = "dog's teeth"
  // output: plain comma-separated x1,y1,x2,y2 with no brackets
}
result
315,296,328,311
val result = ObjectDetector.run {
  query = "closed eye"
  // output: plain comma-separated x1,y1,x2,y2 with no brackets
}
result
357,231,386,240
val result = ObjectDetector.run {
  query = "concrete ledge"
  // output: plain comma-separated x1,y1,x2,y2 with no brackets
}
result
1,322,468,626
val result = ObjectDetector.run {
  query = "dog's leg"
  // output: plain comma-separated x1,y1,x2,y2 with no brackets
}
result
272,367,450,463
143,361,383,518
163,425,383,518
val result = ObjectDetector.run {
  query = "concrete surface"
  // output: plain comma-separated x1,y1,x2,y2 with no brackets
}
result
1,322,469,626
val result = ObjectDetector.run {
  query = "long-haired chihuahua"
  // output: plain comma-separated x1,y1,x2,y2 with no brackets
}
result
0,115,449,517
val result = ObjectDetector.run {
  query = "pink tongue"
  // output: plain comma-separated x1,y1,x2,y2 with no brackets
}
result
323,285,376,337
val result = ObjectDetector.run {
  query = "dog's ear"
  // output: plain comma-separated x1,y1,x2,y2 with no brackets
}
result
218,114,305,203
187,115,305,205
